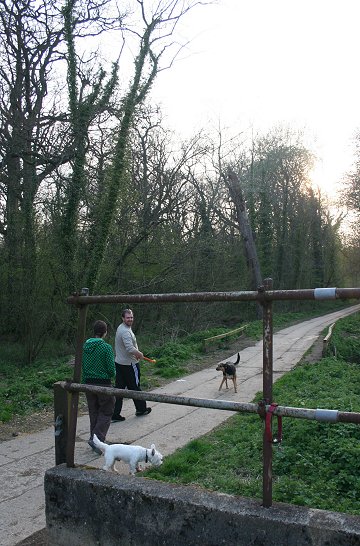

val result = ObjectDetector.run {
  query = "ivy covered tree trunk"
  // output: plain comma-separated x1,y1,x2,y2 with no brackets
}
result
84,1,198,292
59,0,119,292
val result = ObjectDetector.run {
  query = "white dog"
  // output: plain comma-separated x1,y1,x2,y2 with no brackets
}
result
92,434,163,475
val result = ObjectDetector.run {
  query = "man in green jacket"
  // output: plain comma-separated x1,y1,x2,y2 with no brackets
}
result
82,320,116,454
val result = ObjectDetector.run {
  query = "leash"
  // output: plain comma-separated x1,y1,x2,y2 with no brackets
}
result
265,403,283,444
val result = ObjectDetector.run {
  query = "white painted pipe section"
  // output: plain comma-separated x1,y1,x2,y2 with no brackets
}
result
315,409,339,422
314,287,337,299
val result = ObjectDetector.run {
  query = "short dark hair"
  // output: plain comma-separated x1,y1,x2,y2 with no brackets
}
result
121,308,133,318
93,320,107,336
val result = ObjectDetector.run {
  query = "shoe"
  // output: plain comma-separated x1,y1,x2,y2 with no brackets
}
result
111,415,125,422
88,439,102,456
135,407,152,417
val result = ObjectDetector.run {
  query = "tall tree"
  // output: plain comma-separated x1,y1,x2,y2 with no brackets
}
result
0,0,63,350
58,0,122,292
339,131,360,285
84,0,204,292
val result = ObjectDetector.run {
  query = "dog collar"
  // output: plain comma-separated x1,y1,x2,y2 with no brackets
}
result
145,449,148,463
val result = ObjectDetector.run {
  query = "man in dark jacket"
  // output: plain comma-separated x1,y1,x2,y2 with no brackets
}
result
82,320,116,454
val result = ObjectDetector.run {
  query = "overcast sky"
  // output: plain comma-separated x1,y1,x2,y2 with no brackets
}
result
148,0,360,197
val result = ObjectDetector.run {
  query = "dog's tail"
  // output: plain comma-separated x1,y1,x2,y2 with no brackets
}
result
234,352,240,365
92,434,107,452
217,353,241,367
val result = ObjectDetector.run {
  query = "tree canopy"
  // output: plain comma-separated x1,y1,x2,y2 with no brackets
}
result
0,0,351,363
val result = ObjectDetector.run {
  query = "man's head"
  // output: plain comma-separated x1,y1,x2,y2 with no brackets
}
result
121,308,134,327
93,320,107,337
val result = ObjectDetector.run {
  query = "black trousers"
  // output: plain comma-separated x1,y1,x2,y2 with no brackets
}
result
113,362,147,416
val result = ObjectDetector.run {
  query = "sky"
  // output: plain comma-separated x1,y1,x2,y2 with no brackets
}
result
148,0,360,198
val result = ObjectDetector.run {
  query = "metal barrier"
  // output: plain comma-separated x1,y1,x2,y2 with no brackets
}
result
59,280,360,507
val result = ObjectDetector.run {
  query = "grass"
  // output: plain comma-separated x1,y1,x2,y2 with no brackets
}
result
145,311,360,516
0,355,74,422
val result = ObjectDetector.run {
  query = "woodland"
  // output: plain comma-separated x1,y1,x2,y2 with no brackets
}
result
0,0,359,364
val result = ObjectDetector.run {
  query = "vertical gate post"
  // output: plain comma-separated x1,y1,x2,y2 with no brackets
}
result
66,290,89,467
262,278,273,507
54,382,69,465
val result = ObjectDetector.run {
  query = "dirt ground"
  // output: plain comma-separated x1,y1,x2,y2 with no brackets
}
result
0,333,324,444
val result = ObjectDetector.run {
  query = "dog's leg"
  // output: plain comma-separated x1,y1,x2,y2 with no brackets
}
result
232,376,237,393
102,453,112,471
219,377,227,391
128,459,137,475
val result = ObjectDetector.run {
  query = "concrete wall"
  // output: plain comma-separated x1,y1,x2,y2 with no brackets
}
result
45,465,360,546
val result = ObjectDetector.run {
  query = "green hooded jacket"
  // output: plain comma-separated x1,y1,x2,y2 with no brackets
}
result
81,338,115,382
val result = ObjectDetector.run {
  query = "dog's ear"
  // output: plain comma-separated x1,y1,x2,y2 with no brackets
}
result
151,444,156,456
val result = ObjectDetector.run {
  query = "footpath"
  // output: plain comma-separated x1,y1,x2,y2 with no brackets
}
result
1,304,360,546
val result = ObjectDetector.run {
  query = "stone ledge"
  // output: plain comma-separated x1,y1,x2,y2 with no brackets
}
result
45,465,360,546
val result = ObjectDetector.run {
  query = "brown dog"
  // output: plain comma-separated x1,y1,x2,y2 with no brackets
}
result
216,353,240,393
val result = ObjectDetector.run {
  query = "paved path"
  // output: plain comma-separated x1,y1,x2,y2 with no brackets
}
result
1,305,360,546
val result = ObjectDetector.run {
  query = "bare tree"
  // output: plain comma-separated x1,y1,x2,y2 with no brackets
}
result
88,106,207,294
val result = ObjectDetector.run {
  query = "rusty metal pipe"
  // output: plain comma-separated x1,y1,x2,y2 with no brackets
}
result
58,382,256,413
67,287,360,306
262,278,273,508
56,382,360,425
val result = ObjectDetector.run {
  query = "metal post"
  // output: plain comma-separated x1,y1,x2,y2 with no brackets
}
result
262,278,273,507
66,289,89,467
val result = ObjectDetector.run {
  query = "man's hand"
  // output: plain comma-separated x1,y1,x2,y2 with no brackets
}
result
133,350,144,361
